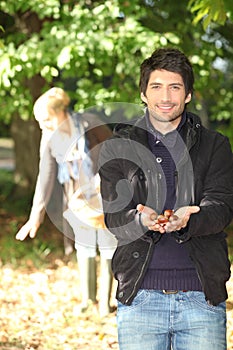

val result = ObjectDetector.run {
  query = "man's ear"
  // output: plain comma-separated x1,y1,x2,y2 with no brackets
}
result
140,92,147,104
185,92,192,104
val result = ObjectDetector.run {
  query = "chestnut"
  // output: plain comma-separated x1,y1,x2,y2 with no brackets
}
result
164,209,174,218
157,215,169,225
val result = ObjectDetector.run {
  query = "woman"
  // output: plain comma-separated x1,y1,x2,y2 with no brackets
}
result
16,87,117,317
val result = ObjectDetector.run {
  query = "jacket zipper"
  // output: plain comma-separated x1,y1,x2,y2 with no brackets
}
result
124,165,155,304
156,172,162,209
125,239,154,304
175,170,178,200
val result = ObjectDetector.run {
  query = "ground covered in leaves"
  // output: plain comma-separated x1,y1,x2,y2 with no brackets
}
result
0,260,233,350
0,258,119,350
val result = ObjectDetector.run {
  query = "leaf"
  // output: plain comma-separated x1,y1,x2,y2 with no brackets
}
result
188,0,228,27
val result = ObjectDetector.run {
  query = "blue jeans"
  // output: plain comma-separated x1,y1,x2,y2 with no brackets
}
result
117,290,226,350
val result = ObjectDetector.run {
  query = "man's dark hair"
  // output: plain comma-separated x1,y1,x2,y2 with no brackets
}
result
139,48,194,97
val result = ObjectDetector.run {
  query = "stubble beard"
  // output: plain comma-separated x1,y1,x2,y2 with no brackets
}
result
149,109,181,124
148,105,185,124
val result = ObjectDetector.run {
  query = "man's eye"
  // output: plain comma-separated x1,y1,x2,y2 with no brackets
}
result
171,86,180,90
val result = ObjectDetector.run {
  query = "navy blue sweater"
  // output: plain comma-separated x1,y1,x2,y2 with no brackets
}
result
141,113,202,291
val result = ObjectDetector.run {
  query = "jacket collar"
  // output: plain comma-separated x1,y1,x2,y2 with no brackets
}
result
113,110,202,152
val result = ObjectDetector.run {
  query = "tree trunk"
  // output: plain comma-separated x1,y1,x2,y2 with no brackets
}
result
11,113,41,194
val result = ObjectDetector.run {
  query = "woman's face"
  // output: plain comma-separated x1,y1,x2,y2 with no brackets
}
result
35,106,67,131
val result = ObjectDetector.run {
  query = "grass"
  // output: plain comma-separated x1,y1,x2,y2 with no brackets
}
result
0,169,69,269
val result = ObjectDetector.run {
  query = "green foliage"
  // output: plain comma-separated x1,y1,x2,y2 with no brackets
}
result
0,0,163,120
0,0,233,145
188,0,228,29
0,24,4,49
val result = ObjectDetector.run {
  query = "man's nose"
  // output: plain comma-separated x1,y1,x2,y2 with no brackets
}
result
161,88,171,101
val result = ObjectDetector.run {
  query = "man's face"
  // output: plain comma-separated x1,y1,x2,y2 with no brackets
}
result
141,69,191,128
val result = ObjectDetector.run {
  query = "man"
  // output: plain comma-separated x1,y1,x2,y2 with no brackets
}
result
99,48,233,349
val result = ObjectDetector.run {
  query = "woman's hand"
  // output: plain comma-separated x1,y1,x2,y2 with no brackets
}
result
15,220,41,241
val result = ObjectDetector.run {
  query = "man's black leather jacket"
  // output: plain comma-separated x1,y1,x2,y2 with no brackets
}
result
99,112,233,306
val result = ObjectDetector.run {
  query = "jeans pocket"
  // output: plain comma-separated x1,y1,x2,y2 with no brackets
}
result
189,291,226,315
117,289,150,313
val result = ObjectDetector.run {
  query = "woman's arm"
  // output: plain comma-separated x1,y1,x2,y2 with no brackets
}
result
16,131,57,240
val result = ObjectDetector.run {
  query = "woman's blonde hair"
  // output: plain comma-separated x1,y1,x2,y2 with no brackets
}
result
33,87,70,121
